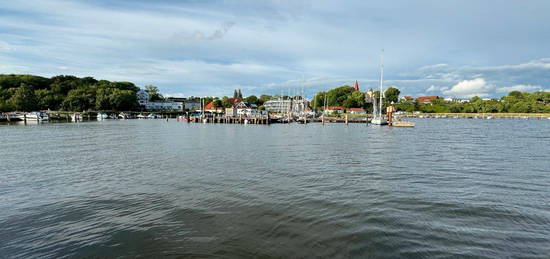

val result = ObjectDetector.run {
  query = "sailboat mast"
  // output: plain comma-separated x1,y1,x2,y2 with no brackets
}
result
379,52,384,117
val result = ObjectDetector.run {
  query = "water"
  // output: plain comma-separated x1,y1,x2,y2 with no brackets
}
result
1,119,549,258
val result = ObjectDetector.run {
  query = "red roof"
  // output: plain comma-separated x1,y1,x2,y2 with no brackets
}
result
348,108,365,112
353,80,360,91
229,98,241,104
204,101,222,111
403,96,414,100
416,96,439,103
327,106,344,110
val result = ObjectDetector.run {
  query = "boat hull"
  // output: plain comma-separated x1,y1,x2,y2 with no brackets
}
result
371,117,388,125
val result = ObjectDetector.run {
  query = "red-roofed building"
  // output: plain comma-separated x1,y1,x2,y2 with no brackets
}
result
325,106,345,114
353,80,360,91
348,107,366,114
416,96,439,104
204,101,223,113
402,96,414,101
229,98,241,104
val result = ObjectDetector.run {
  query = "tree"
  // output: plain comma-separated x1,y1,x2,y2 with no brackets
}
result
384,87,400,104
259,94,272,105
313,91,327,109
213,99,223,108
144,85,163,101
237,89,243,99
11,84,37,111
109,89,138,111
245,95,258,105
233,90,238,99
35,89,63,110
62,87,96,111
221,96,232,108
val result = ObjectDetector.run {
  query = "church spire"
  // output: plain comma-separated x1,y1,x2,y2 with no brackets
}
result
353,80,360,91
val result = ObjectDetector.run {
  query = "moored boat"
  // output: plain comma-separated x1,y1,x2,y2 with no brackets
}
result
26,112,49,121
97,113,108,120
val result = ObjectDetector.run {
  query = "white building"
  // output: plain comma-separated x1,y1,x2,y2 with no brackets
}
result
226,102,267,117
137,88,183,111
264,98,309,113
444,97,470,103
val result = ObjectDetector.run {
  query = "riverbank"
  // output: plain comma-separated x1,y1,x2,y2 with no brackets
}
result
397,112,550,119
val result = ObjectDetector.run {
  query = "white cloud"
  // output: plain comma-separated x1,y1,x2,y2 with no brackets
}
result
426,85,449,92
497,84,542,93
443,78,494,98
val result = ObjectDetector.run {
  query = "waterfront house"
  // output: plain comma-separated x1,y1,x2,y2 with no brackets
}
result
348,107,366,114
167,97,201,111
138,89,184,111
226,101,266,117
264,98,310,113
325,106,345,114
204,101,224,113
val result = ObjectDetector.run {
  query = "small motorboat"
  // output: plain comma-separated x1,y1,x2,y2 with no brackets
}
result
97,113,108,120
26,112,49,121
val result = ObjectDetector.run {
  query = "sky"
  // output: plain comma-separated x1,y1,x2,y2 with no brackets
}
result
0,0,549,98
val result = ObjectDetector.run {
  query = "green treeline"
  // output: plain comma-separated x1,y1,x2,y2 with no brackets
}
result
2,74,549,114
0,74,140,112
312,85,400,112
396,92,550,113
312,84,550,113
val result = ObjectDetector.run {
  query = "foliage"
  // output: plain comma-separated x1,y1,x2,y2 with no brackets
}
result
384,87,400,104
313,85,366,110
393,91,550,113
11,84,38,111
0,74,140,112
144,85,163,101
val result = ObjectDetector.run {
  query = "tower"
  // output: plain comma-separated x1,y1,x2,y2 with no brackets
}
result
353,80,360,91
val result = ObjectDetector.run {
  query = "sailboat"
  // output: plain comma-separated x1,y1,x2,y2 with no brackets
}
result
371,52,388,125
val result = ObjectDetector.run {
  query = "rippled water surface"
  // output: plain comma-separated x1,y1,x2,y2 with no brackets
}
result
1,119,549,258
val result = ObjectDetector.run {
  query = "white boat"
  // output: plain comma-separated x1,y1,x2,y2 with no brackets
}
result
371,52,388,126
137,113,147,119
97,113,108,120
118,113,130,119
147,113,161,119
26,112,49,121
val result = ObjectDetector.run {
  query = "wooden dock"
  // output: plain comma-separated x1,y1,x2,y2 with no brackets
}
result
183,115,271,125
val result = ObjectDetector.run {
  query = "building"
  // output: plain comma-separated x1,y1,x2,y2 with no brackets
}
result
167,97,201,111
137,89,150,107
443,97,470,103
226,101,266,117
137,89,184,111
348,107,366,114
325,106,345,114
204,101,223,113
145,101,183,111
416,96,439,104
264,98,310,113
353,80,360,91
401,96,415,101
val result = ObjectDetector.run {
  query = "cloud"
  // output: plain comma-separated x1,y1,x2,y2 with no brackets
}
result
0,1,549,98
496,84,543,93
443,78,494,98
426,85,449,92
